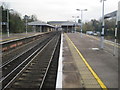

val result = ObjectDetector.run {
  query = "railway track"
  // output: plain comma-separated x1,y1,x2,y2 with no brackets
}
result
1,32,61,89
2,32,54,65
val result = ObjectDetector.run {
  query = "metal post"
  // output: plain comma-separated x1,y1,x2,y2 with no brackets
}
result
41,26,42,32
75,17,76,33
100,0,105,49
7,9,9,37
113,13,118,56
74,24,76,33
67,26,68,33
0,7,2,89
25,18,27,34
32,26,36,32
72,25,73,33
76,9,87,37
0,8,2,41
81,10,83,37
40,26,42,32
24,15,29,34
72,16,79,33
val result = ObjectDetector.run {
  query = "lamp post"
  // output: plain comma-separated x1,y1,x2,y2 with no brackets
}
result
24,15,29,34
0,7,2,41
76,9,87,37
100,0,106,49
72,16,79,33
7,9,13,37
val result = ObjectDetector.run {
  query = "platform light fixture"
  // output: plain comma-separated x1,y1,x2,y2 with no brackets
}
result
72,16,79,33
7,9,13,37
100,0,106,49
24,15,30,34
76,9,87,37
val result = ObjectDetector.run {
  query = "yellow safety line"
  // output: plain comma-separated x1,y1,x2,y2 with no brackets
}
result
85,34,120,48
0,37,18,42
0,32,52,42
86,34,99,40
65,34,107,90
0,33,38,42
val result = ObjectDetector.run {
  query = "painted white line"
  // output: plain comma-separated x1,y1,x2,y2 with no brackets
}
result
56,33,63,88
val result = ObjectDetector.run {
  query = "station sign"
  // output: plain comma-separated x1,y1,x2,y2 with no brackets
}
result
2,22,7,25
104,11,117,19
118,1,120,21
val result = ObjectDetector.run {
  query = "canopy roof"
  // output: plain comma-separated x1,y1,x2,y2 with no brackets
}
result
61,21,80,26
104,11,117,19
28,21,55,27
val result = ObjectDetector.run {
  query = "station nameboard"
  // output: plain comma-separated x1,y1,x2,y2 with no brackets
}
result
118,1,120,44
118,1,120,21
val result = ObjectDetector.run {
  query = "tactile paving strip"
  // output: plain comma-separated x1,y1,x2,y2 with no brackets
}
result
65,34,101,88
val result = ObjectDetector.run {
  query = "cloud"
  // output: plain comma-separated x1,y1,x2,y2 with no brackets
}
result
1,0,119,21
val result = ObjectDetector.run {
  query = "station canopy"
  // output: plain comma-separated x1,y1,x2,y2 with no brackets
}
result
48,21,80,27
61,21,80,26
104,11,117,19
28,21,55,28
104,1,120,21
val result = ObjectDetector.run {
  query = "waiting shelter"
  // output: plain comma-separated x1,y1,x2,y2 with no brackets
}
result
48,21,80,33
28,21,55,32
61,22,80,33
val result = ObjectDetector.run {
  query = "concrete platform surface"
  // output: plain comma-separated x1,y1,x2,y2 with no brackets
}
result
62,34,83,88
1,32,43,42
62,32,118,89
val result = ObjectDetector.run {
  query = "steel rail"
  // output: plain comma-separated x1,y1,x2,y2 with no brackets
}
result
1,33,57,89
1,35,49,68
40,34,60,89
3,34,57,89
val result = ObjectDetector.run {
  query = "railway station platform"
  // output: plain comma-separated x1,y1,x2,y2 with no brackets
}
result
1,32,43,42
57,32,118,89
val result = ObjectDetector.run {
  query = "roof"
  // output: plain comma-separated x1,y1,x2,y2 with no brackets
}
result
48,21,69,24
104,1,120,21
104,11,117,19
61,22,80,26
28,21,55,27
48,21,80,26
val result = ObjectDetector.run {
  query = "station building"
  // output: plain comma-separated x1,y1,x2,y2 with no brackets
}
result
28,21,55,32
48,21,80,33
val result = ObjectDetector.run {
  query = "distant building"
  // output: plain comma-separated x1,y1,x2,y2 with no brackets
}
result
48,21,80,33
48,21,68,27
28,21,55,32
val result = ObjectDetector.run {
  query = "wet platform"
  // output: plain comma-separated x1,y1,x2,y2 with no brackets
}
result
62,34,83,88
56,32,118,89
1,32,43,42
62,33,101,88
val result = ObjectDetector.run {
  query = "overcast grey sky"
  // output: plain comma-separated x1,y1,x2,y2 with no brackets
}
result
1,0,119,22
